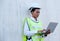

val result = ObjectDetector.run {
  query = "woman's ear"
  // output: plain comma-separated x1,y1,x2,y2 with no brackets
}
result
31,12,33,14
31,11,34,14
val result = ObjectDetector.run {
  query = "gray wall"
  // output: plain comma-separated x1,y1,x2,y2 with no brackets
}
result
0,0,60,41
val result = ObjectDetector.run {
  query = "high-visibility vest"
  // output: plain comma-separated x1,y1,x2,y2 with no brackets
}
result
23,17,44,41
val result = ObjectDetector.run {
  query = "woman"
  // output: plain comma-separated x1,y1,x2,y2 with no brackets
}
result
23,3,50,41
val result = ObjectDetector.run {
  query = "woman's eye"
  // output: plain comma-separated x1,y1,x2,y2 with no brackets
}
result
36,11,40,13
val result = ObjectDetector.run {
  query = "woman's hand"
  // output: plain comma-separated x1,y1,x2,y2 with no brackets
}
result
38,29,46,33
46,29,51,34
44,29,51,36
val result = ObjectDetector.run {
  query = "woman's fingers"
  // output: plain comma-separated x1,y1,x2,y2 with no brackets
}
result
38,29,46,33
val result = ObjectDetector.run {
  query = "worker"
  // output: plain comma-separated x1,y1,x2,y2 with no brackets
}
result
23,3,50,41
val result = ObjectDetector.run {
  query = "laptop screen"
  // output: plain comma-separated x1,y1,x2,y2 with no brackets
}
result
47,22,58,33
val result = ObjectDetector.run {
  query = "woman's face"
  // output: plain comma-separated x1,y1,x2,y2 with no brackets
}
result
32,9,40,18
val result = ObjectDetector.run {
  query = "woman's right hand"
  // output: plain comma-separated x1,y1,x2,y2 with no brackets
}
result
38,29,46,33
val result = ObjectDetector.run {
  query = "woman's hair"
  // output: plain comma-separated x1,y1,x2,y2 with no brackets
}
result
29,7,40,13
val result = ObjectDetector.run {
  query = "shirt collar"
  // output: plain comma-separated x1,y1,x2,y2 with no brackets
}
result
30,16,39,22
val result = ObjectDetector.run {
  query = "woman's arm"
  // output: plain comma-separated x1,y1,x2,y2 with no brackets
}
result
24,21,37,37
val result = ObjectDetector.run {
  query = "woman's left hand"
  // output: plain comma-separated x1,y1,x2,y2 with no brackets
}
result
44,29,51,36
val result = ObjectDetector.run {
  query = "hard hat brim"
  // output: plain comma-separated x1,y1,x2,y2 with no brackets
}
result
29,7,41,10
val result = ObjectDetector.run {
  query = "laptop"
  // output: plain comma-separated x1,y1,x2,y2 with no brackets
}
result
46,22,58,33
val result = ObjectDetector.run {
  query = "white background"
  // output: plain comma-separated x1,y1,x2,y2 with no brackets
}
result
0,0,60,41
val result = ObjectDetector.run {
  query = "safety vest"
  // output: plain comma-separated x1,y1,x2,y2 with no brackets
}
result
23,17,44,41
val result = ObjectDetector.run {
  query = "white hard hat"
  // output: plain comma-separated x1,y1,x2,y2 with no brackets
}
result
28,3,41,10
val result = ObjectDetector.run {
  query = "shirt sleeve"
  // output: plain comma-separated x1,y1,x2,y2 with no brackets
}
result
24,21,37,37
